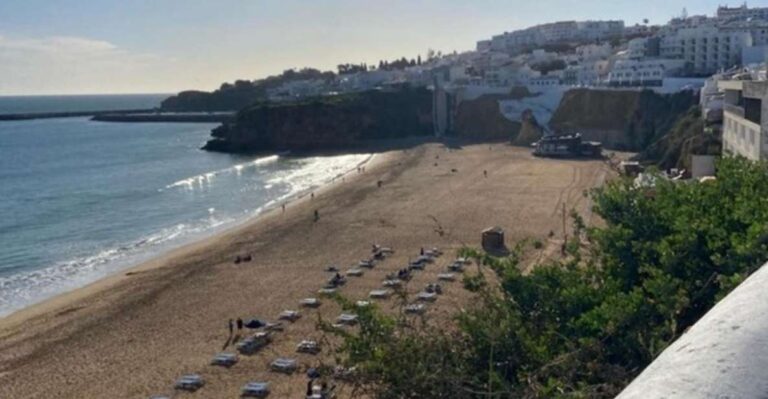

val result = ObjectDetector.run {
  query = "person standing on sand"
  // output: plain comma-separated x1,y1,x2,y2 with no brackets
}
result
484,170,488,178
282,204,285,213
236,318,243,332
311,192,314,200
228,319,234,336
314,209,319,222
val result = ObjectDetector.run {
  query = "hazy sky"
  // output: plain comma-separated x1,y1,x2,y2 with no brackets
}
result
0,0,732,95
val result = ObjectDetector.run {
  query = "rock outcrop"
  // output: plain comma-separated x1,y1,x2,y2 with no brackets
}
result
452,94,521,139
202,87,433,153
511,109,543,146
634,107,721,169
549,89,698,151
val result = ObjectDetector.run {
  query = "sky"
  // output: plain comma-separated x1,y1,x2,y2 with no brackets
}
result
0,0,735,95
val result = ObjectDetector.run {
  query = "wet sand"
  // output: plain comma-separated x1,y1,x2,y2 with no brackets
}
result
0,142,612,398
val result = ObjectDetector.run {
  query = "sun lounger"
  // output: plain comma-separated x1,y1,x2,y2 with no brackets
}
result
346,268,364,277
149,396,170,399
358,260,375,268
416,255,434,263
244,319,267,329
332,366,357,381
300,298,321,308
318,287,337,295
447,262,465,272
264,322,284,332
270,357,298,374
236,332,272,355
336,313,359,325
296,339,321,354
356,300,371,308
456,257,471,264
417,291,438,302
241,382,270,398
408,262,425,270
405,303,427,314
174,374,204,391
382,279,402,288
278,310,301,322
369,289,392,299
437,272,457,281
211,352,238,367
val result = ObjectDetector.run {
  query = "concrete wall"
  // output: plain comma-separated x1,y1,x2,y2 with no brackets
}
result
617,261,768,398
723,110,762,160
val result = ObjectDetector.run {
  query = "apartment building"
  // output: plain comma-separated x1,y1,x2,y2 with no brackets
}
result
660,25,752,75
719,79,768,160
606,58,686,86
717,4,768,21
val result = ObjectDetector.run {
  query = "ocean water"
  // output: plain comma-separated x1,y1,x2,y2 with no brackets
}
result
0,116,371,317
0,94,170,114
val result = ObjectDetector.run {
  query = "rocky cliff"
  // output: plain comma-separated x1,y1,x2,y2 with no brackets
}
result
202,87,432,153
452,94,521,139
549,89,698,151
634,107,721,169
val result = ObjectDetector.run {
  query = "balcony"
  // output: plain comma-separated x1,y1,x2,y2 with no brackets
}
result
724,104,745,118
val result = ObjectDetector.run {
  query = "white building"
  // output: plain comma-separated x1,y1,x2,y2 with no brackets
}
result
563,60,611,85
660,25,752,75
476,40,491,52
627,38,649,59
717,4,768,21
528,74,561,87
606,58,686,87
718,79,768,160
485,63,540,87
483,19,625,53
576,43,613,60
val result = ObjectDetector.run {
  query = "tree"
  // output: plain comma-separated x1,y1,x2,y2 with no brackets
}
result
327,157,768,398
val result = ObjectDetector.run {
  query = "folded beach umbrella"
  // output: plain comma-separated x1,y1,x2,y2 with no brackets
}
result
244,319,266,329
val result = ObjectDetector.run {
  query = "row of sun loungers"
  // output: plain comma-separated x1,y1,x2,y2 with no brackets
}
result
168,245,411,397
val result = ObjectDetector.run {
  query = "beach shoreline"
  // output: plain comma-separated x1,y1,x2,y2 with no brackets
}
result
0,142,612,398
0,150,384,330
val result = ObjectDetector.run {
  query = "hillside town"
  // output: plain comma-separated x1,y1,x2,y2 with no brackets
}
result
250,3,768,164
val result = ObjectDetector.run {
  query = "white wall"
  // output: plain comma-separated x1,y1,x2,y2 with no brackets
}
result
617,261,768,399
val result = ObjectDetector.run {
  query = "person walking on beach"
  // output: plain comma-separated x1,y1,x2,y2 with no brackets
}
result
310,192,314,200
236,318,243,332
282,204,285,213
228,319,234,336
484,170,488,178
314,209,319,222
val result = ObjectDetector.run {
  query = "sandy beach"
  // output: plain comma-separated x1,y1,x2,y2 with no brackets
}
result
0,142,612,398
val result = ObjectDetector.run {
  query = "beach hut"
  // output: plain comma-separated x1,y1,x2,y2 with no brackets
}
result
482,226,505,250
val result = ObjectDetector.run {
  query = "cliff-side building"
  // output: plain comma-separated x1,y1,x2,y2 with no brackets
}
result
719,79,768,160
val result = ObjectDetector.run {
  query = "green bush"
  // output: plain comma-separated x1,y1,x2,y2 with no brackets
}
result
328,156,768,398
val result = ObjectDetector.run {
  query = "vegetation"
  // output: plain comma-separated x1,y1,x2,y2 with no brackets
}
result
161,68,335,112
530,59,567,74
325,157,768,398
635,106,721,170
204,86,433,153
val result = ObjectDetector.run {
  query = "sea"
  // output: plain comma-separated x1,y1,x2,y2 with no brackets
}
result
0,94,371,317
